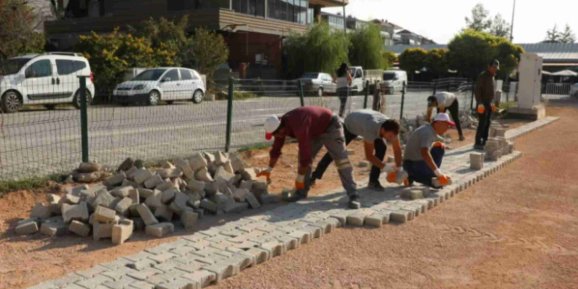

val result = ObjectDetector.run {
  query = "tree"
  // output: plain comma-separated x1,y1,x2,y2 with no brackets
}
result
0,0,45,61
545,25,561,43
382,51,397,70
425,48,449,78
398,48,428,79
465,3,492,32
490,14,510,39
284,22,349,78
190,27,229,78
129,16,193,67
447,29,523,80
76,29,176,102
559,24,576,44
348,23,384,69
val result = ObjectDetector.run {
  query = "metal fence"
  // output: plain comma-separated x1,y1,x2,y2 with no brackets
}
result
0,77,474,181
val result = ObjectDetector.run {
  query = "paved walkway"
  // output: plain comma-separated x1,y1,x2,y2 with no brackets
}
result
28,117,558,289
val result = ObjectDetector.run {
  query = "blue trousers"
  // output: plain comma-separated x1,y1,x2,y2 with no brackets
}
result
403,147,445,187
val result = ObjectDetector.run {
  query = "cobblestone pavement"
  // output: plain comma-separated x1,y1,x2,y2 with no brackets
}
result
27,117,558,289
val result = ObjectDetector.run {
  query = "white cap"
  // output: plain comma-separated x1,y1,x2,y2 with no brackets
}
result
433,113,455,126
264,115,281,140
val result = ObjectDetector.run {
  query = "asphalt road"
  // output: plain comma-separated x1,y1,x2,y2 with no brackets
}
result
0,89,473,180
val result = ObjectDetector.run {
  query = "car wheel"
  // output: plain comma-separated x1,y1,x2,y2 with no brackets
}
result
1,90,23,113
148,90,161,106
73,89,92,109
192,89,204,104
317,87,324,97
45,104,56,110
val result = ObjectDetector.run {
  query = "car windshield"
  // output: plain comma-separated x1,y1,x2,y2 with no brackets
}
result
133,69,167,81
0,58,31,75
383,73,397,80
301,73,319,79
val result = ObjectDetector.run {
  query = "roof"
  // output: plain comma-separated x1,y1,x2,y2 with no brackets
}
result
388,43,578,64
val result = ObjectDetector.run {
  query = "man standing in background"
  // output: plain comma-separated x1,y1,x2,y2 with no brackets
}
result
474,59,500,150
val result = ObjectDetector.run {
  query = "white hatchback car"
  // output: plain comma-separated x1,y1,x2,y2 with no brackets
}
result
0,52,95,113
113,67,205,105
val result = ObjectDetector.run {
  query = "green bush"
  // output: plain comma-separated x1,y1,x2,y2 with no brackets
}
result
399,48,428,79
76,29,176,102
349,23,384,69
425,48,449,78
382,51,397,70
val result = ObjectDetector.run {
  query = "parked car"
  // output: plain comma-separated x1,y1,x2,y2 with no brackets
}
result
299,72,337,96
570,83,578,97
113,67,205,105
381,70,408,94
349,66,365,93
0,52,95,113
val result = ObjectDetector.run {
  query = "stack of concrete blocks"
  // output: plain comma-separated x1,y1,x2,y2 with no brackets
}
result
470,152,485,170
14,151,275,245
484,134,513,161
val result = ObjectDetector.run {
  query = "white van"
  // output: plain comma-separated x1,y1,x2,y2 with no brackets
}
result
349,66,365,93
381,70,408,94
0,52,95,113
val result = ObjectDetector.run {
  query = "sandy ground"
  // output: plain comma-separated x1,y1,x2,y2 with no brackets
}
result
211,100,578,289
0,116,522,289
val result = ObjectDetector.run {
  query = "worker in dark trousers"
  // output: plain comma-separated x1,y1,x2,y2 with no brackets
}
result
427,91,464,141
259,106,360,209
474,59,500,150
311,109,403,191
403,113,453,188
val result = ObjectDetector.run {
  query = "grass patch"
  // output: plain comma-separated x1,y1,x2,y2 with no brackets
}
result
237,142,271,153
0,174,64,196
215,91,260,100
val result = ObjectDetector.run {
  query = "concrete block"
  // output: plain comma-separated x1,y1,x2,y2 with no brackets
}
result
90,190,116,209
104,172,126,187
146,222,174,238
189,152,208,171
125,166,138,180
260,241,286,257
251,181,269,197
245,191,261,209
174,159,194,180
145,190,164,210
400,188,427,200
170,191,190,215
239,180,254,191
156,181,177,192
117,158,134,172
112,220,133,245
432,176,453,188
154,205,174,222
223,161,235,175
64,193,81,205
240,168,257,181
69,220,91,237
346,210,373,227
229,153,245,173
195,168,214,182
232,188,248,202
182,270,216,288
470,152,484,170
200,199,218,214
142,174,162,189
214,166,235,182
495,128,507,137
15,219,38,235
30,203,52,219
113,197,132,217
132,217,145,231
62,202,89,223
214,151,229,165
181,210,198,231
364,213,389,227
158,168,183,179
186,179,205,193
93,222,113,241
259,194,281,204
390,210,414,223
95,206,117,223
138,188,156,199
203,262,236,282
136,204,159,226
73,171,101,183
133,169,153,185
224,202,249,214
78,162,101,173
161,188,177,204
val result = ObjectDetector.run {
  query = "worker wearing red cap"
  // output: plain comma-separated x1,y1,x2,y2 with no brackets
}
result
403,113,454,188
260,106,360,209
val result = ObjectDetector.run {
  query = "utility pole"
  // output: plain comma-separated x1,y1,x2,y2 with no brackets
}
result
509,0,516,42
342,2,347,33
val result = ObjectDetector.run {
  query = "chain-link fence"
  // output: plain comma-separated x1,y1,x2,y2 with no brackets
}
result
0,75,474,181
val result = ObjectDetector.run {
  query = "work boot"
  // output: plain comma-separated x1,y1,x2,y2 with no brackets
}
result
367,181,386,191
348,194,361,209
473,144,485,151
284,189,308,202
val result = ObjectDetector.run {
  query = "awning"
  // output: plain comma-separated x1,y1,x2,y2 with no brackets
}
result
551,70,578,77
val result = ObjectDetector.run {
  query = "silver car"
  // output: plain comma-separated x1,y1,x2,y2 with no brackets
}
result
299,72,337,97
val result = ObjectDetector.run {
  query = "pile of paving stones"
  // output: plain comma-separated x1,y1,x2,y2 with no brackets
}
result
485,126,514,161
14,152,279,245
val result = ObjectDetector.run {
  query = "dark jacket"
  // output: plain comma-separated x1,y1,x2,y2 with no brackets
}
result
474,71,496,104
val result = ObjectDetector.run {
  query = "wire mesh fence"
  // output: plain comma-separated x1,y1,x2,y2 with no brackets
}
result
0,75,475,181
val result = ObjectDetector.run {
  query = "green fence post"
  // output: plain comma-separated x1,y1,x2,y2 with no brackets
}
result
225,77,234,153
298,80,305,107
399,82,406,121
78,76,89,163
363,80,369,109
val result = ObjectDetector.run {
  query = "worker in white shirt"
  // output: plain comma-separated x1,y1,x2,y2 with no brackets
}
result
426,91,464,141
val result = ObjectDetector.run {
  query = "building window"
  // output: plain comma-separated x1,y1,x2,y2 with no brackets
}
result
233,0,265,17
267,0,308,24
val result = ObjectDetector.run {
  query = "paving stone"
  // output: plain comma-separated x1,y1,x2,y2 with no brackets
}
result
181,210,198,231
135,203,159,226
259,240,286,257
112,220,133,245
69,220,91,237
30,203,52,219
154,205,174,222
224,202,249,214
195,168,213,183
62,202,89,223
390,210,413,224
202,262,237,282
182,270,216,288
145,190,164,210
95,206,117,223
146,222,175,238
200,199,218,214
114,197,133,216
40,218,67,237
161,188,177,204
259,193,281,204
93,222,114,241
346,210,374,227
15,219,38,235
364,213,389,227
90,191,116,210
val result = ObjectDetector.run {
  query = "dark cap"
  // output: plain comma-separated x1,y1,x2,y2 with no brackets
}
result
489,59,500,69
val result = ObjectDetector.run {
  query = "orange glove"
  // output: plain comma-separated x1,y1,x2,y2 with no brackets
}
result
295,174,306,190
477,104,485,114
433,141,445,149
491,103,497,112
438,175,451,186
257,167,272,183
386,171,397,183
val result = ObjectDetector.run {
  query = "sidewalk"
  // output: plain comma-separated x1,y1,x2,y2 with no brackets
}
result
28,117,559,289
